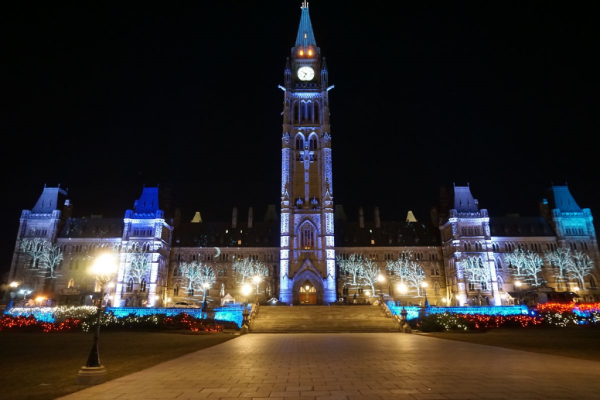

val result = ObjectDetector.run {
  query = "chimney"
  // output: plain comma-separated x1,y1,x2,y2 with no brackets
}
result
232,207,238,228
374,207,381,228
248,207,253,229
359,207,365,228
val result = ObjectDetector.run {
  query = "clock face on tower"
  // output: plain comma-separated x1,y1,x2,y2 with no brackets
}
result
297,66,315,81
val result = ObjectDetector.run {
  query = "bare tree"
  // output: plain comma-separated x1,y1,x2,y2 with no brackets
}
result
337,253,364,284
359,259,381,295
404,261,426,296
126,242,151,283
544,247,574,288
198,264,217,301
504,249,543,286
21,238,63,279
40,242,64,279
505,248,528,279
569,251,595,289
179,261,204,294
20,238,47,270
231,257,256,284
522,251,544,286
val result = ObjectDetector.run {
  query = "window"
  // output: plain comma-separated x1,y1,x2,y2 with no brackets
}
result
309,136,318,150
173,284,179,296
68,279,75,288
300,223,315,250
140,278,147,292
468,282,475,291
590,277,597,290
126,278,134,292
296,136,304,150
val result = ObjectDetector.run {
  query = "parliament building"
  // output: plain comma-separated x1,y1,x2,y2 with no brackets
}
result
6,3,600,309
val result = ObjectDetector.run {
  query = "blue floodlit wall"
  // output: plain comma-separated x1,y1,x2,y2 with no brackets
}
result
386,302,530,320
5,307,56,323
107,306,248,328
4,305,249,328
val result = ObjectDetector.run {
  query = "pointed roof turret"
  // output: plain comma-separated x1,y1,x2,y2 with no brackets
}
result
31,185,67,214
295,1,317,49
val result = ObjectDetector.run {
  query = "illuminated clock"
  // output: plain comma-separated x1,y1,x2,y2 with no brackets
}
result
297,66,315,81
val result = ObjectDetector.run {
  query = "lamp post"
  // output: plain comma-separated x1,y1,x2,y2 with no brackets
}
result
377,274,386,302
241,283,252,328
201,283,210,312
252,275,262,304
77,253,118,385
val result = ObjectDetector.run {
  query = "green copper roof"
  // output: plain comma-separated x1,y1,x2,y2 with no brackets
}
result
295,2,317,49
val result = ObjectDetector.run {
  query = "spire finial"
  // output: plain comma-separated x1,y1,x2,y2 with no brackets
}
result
302,0,308,8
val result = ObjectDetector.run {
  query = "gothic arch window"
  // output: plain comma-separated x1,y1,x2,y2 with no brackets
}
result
468,282,475,291
498,276,504,291
300,222,316,250
173,284,179,296
140,278,147,292
314,101,320,124
68,278,75,288
434,282,440,295
126,278,134,292
295,135,304,150
309,135,318,151
590,276,597,290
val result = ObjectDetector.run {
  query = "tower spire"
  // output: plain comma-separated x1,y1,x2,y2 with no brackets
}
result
296,1,317,49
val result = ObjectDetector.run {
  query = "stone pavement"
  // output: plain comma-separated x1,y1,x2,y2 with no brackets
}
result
59,333,600,400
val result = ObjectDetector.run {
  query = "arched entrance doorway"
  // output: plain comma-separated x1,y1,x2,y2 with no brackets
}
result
299,282,317,304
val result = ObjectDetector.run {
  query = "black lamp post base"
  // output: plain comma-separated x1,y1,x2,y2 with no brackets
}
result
77,366,106,385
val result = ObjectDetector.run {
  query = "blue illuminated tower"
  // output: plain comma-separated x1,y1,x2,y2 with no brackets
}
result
280,1,336,304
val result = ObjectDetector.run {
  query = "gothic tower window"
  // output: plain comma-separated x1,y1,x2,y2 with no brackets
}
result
140,278,147,292
314,101,320,124
296,136,304,150
309,136,318,151
126,278,134,292
173,284,179,296
300,223,315,250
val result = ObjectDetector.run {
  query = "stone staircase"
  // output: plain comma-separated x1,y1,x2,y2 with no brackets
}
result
250,305,399,333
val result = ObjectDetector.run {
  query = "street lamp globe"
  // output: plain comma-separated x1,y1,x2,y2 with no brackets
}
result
10,281,19,288
398,283,408,294
514,280,522,288
252,275,261,284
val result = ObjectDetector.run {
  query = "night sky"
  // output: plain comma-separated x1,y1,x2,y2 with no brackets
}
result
2,1,599,277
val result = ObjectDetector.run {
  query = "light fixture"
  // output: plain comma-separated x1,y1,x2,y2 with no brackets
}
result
305,285,309,291
398,283,408,294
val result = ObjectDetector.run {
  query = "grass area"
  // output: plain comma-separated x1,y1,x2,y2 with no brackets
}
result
0,330,237,400
422,326,600,362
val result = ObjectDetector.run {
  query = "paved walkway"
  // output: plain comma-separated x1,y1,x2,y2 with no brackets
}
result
59,333,600,400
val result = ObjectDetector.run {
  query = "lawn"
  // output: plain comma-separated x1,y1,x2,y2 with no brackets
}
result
0,331,237,400
422,326,600,362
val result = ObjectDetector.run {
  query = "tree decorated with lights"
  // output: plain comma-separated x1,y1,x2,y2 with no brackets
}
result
198,264,217,301
568,251,594,289
40,241,64,279
385,250,413,286
20,238,47,270
504,249,544,286
404,261,426,296
179,261,204,294
232,257,268,284
126,242,151,284
463,256,485,288
521,251,544,286
505,248,528,280
544,247,573,288
359,259,381,295
337,253,364,284
20,238,63,279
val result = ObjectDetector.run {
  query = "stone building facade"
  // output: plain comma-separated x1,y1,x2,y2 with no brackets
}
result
5,3,600,308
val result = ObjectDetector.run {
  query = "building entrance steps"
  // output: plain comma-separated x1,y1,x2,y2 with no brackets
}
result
250,304,399,333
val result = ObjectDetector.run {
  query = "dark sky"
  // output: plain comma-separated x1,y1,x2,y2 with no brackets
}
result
2,1,599,277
